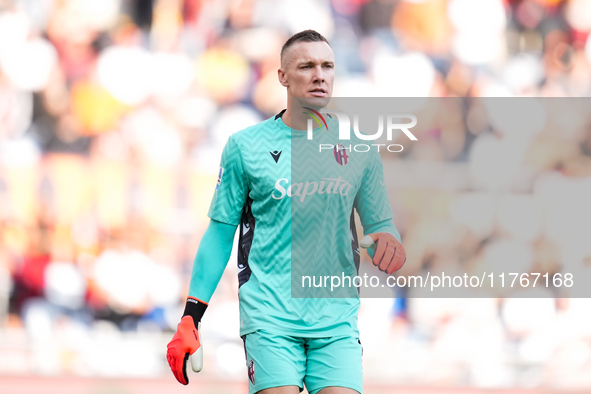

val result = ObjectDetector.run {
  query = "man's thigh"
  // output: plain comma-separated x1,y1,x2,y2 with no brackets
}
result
304,336,363,394
317,388,359,394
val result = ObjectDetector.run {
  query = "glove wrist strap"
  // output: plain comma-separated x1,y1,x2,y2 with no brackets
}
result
183,297,208,328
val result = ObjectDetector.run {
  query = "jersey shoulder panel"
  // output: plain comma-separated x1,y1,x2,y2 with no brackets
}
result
231,116,280,146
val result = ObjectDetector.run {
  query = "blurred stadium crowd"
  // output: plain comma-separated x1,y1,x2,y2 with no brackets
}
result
1,0,591,390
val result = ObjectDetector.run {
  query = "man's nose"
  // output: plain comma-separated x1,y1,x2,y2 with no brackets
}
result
312,66,325,82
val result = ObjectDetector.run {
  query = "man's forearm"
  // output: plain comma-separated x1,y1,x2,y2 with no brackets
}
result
187,219,237,309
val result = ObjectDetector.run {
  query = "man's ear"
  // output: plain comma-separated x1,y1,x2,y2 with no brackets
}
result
278,68,288,87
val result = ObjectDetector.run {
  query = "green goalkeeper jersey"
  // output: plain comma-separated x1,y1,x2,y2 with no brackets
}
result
208,110,393,337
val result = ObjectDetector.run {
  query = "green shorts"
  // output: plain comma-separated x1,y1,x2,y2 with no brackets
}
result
241,330,363,394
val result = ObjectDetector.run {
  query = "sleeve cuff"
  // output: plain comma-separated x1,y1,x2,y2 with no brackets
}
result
183,297,209,327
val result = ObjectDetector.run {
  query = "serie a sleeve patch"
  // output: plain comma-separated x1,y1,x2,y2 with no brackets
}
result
215,167,224,191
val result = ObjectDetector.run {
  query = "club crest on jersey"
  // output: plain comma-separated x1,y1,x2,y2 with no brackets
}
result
333,144,349,166
248,359,255,384
216,167,224,191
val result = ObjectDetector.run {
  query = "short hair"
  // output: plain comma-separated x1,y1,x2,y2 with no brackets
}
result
280,29,331,64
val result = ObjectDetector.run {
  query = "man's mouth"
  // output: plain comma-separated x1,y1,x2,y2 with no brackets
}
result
309,88,327,96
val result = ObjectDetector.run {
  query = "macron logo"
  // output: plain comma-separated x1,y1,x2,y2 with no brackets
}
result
270,150,282,163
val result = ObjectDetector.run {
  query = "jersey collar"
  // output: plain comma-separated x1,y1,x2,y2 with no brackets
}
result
274,109,286,120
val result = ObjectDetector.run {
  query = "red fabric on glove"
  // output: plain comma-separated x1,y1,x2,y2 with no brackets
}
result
166,316,201,385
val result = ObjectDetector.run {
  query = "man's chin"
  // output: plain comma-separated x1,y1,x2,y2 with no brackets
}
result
296,95,331,110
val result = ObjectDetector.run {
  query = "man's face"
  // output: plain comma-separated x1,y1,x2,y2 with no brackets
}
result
279,41,335,108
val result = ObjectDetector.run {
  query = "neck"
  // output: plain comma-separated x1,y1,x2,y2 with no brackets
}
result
281,97,318,131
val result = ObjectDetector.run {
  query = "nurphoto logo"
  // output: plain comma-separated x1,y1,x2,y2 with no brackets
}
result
305,109,418,152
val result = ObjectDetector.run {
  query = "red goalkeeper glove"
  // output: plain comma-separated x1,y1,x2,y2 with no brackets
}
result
166,298,207,385
360,233,406,274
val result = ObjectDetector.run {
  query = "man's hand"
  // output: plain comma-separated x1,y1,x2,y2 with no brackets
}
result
166,317,203,385
360,233,406,274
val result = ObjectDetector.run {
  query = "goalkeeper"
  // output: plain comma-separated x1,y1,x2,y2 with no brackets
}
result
167,29,405,394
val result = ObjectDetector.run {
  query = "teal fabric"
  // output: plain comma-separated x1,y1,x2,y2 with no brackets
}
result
363,218,401,243
188,219,237,303
243,330,363,394
207,113,396,337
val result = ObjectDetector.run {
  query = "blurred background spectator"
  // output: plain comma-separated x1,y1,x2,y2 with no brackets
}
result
1,0,591,392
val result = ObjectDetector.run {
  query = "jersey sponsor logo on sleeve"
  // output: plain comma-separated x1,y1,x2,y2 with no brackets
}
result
215,167,224,191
